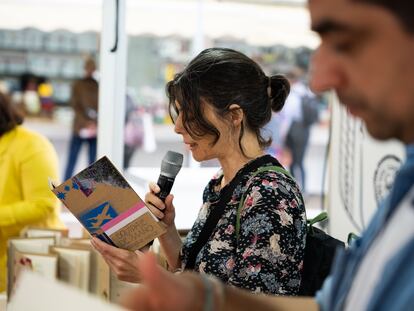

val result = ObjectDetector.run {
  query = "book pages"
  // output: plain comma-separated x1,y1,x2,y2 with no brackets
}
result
8,271,126,311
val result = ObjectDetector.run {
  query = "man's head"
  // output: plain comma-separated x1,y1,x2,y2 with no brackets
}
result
309,0,414,143
84,57,96,77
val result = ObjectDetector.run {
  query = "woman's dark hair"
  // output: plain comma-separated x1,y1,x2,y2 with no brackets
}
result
355,0,414,33
0,92,24,136
166,47,290,156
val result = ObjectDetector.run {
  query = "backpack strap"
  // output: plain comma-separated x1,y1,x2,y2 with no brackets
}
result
185,155,279,270
235,165,292,242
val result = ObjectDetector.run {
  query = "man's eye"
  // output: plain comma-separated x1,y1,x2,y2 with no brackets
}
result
333,40,355,53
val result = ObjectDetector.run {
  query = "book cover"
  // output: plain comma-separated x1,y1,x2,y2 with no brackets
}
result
51,156,166,251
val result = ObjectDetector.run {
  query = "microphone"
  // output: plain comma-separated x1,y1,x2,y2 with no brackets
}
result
156,151,183,201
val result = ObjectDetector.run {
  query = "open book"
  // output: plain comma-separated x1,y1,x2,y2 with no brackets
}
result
8,271,126,311
50,156,166,251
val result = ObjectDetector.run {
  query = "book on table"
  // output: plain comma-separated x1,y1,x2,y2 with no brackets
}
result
8,271,126,311
6,233,136,303
7,237,57,296
49,245,91,291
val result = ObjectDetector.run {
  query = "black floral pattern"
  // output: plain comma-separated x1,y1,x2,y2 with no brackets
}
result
180,155,307,295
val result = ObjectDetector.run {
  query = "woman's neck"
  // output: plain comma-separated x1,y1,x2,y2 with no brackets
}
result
219,139,264,188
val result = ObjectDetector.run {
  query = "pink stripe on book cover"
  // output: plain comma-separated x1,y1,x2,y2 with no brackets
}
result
101,202,146,231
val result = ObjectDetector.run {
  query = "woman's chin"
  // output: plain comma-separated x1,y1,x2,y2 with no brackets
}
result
190,150,211,163
190,153,203,162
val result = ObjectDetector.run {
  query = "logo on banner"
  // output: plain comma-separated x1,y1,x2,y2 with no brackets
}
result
374,155,402,205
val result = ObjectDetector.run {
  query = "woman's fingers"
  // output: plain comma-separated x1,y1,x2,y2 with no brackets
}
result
164,194,175,211
149,181,160,194
147,204,165,219
135,249,144,257
91,237,141,282
91,238,120,272
90,236,108,254
145,182,166,211
145,182,168,221
145,182,176,226
91,237,123,263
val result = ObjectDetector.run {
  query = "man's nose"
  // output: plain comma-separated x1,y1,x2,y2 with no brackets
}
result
309,47,346,94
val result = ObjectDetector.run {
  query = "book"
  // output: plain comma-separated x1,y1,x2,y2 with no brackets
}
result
109,271,138,304
8,271,126,311
50,156,166,251
13,251,58,281
7,236,167,304
0,292,6,311
8,237,56,255
21,227,69,244
7,236,111,302
63,240,111,300
7,237,57,297
49,246,91,291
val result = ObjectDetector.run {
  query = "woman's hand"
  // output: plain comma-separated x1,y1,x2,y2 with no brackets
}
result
144,182,182,270
145,182,176,228
91,237,143,283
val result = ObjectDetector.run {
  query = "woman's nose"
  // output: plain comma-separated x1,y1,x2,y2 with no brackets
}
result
174,114,183,134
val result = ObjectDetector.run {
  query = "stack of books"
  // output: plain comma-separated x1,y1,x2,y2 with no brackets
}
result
7,227,131,303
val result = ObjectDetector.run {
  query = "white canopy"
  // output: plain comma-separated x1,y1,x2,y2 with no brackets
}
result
0,0,318,47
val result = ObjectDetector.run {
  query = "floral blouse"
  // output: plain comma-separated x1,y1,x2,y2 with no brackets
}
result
180,155,307,295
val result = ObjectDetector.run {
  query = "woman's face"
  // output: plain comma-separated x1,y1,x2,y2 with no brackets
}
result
174,101,238,163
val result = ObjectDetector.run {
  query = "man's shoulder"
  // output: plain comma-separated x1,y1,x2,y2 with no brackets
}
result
72,77,98,88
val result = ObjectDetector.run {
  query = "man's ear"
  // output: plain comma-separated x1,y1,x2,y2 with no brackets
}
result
228,104,244,127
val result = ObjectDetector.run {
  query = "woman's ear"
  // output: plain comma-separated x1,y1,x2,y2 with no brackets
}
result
228,104,243,127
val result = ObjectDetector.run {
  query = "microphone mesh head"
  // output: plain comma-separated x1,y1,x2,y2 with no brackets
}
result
160,151,184,178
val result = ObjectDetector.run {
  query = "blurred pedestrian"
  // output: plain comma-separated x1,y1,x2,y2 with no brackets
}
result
124,93,144,169
64,57,98,180
283,68,319,194
37,76,55,118
17,73,41,116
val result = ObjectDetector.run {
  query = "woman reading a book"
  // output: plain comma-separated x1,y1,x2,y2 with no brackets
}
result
0,92,64,293
92,48,307,295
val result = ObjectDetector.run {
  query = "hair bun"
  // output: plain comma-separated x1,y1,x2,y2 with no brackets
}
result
268,74,290,112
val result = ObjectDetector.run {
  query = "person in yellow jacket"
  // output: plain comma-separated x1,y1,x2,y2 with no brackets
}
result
0,92,64,293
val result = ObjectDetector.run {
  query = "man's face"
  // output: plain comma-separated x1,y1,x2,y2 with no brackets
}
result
309,0,414,143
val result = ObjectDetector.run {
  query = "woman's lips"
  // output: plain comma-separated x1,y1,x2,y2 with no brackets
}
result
184,142,197,149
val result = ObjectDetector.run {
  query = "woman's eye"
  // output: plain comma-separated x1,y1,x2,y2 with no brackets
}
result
169,108,179,121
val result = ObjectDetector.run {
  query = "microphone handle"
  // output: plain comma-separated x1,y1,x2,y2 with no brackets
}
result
156,174,175,202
